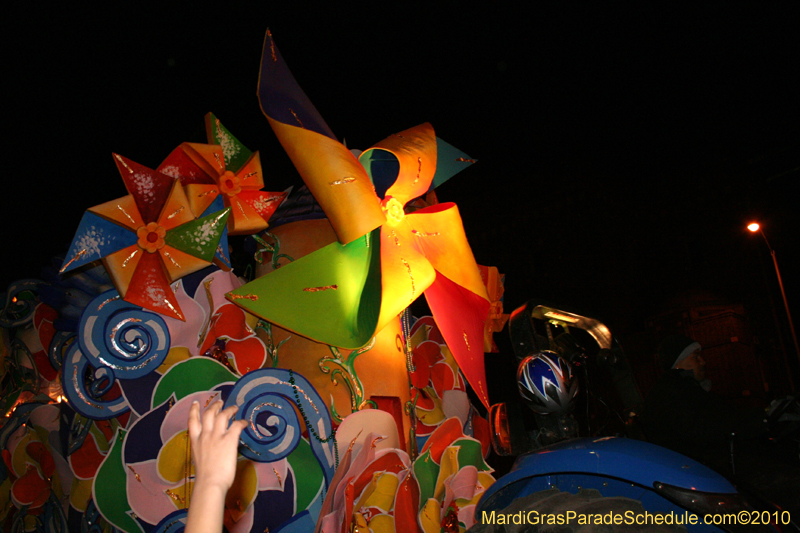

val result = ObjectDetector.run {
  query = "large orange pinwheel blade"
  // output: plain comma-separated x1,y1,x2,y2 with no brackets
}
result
265,117,385,245
405,204,489,301
375,223,436,330
359,123,438,206
258,31,384,245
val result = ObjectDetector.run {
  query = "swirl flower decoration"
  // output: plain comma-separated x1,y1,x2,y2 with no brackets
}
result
157,113,287,242
318,430,414,533
227,32,492,408
408,317,490,455
90,359,333,533
60,154,230,320
0,403,71,532
412,418,495,533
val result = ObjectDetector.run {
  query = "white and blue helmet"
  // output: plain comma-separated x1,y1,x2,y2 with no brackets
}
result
517,350,579,415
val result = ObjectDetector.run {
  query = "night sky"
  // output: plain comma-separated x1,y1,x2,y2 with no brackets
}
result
4,4,798,341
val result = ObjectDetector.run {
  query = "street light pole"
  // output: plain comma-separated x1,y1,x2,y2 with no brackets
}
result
748,223,800,366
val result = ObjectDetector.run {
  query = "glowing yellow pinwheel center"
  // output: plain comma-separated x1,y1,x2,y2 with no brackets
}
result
136,222,167,253
219,170,242,196
381,196,405,226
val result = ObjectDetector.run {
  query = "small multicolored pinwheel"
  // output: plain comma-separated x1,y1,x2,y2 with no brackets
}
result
60,154,230,320
157,113,287,239
227,31,491,408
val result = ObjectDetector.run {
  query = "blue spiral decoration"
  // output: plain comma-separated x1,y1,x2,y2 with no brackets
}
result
225,368,335,485
48,330,76,372
151,510,188,533
78,290,170,380
62,342,129,420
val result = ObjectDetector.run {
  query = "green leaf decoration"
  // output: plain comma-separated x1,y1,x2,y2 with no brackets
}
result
93,429,144,533
152,358,237,408
287,438,325,512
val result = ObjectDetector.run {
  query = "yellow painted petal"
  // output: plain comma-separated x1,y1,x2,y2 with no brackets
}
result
11,433,37,476
406,206,489,301
362,473,399,512
363,123,437,207
157,180,195,231
88,195,144,231
419,498,442,533
157,430,193,483
410,322,431,347
477,472,496,490
236,152,264,189
102,244,142,297
434,446,460,502
368,514,395,533
267,116,385,244
156,347,192,374
164,481,194,511
439,345,463,386
416,399,445,426
225,459,258,523
355,473,378,512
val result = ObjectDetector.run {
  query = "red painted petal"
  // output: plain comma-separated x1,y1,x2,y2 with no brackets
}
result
419,417,464,463
351,451,407,499
11,465,50,508
225,337,267,375
394,474,421,533
69,432,106,480
410,341,439,388
25,442,55,480
430,360,457,396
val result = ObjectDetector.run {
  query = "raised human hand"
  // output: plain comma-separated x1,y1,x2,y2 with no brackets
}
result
188,400,248,493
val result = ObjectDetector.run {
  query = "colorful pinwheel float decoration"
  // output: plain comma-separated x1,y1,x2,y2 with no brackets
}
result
227,31,492,408
60,154,230,320
157,113,287,246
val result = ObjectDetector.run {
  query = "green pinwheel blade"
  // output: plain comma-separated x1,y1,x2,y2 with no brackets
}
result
164,208,230,261
227,228,382,349
205,113,253,172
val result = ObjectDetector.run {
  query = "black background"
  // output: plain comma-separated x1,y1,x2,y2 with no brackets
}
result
3,3,798,341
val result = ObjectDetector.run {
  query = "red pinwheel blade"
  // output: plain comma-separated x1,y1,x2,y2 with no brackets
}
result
125,252,184,320
113,154,175,224
425,272,491,409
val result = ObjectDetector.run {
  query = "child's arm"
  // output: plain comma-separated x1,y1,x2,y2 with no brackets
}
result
185,400,248,533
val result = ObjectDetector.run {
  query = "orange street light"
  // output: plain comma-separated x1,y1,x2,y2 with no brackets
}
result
748,222,800,366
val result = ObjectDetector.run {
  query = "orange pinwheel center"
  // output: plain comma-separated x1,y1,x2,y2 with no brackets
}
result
218,170,242,196
381,196,405,226
136,222,167,253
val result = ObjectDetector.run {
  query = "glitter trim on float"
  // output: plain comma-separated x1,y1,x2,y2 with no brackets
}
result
329,177,356,186
303,285,338,292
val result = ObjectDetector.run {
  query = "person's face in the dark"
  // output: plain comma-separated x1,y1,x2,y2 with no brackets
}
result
676,349,706,382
